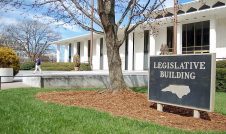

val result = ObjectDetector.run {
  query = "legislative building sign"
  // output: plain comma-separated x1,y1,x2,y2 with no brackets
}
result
148,54,216,112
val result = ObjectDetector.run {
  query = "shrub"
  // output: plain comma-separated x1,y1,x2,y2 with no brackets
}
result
73,55,80,67
0,47,20,75
216,60,226,68
216,68,226,92
20,62,35,70
80,63,92,71
41,62,74,71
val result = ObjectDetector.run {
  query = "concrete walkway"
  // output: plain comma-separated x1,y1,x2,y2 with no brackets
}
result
16,70,148,76
0,80,31,90
1,70,148,90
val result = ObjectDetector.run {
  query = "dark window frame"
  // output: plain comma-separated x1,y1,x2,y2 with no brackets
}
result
100,38,103,70
187,7,197,13
167,26,173,52
143,30,149,70
199,4,210,10
69,43,72,62
125,36,128,70
182,20,210,54
212,1,225,8
77,42,80,56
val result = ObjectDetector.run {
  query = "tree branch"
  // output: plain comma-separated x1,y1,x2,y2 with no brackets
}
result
59,0,104,34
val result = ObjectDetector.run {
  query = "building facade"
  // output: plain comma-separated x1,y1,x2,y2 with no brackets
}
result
53,0,226,71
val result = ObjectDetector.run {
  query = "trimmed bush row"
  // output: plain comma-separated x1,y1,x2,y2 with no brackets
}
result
216,68,226,92
20,62,35,70
42,62,74,71
20,62,91,71
216,60,226,68
20,61,226,91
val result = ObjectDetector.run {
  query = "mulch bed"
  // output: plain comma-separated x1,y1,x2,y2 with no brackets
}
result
36,90,226,131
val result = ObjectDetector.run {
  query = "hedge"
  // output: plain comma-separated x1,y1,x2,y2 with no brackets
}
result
41,62,74,71
216,60,226,68
20,62,35,70
20,62,91,71
80,63,92,71
216,68,226,92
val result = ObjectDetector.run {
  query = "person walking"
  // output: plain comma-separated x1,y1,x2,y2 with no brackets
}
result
33,57,42,74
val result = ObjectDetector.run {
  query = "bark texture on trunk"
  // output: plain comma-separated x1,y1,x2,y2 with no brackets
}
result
98,0,129,91
105,32,128,91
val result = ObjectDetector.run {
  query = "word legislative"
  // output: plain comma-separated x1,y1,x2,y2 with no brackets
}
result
153,62,206,80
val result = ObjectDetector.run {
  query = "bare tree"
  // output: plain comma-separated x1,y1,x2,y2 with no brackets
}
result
2,20,61,61
1,0,167,91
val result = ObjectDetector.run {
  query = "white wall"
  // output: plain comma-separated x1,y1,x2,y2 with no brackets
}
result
216,18,226,59
216,48,226,59
155,27,167,55
64,44,69,62
80,42,85,62
120,42,125,70
149,31,156,56
134,32,144,70
56,44,60,62
103,38,108,70
93,38,100,70
216,18,226,48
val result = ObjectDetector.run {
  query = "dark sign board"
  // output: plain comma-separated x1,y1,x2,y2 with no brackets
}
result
149,54,216,112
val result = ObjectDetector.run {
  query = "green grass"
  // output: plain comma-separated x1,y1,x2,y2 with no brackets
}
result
132,87,226,116
215,92,226,115
0,88,225,134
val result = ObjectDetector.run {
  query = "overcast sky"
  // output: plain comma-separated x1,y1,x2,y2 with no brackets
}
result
0,0,192,39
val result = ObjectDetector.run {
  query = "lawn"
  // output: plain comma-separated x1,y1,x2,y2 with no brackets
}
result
0,88,225,134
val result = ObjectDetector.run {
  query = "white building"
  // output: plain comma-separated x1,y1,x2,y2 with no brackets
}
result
53,0,226,71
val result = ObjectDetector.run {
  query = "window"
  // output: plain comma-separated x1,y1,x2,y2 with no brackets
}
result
177,10,185,15
199,4,210,10
143,30,149,70
187,7,197,13
125,36,128,70
182,21,210,54
165,12,173,17
212,1,225,8
69,43,72,62
77,42,80,56
88,40,91,62
167,26,173,52
155,14,163,19
100,38,103,70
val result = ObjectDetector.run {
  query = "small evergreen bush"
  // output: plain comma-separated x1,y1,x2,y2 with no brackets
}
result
216,68,226,92
80,63,91,71
216,60,226,68
20,62,35,70
0,47,20,75
41,62,74,71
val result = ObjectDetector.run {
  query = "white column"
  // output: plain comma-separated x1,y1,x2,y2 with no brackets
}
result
149,31,156,56
95,38,100,70
83,40,89,63
71,43,77,62
177,23,182,54
134,32,144,70
56,44,60,62
64,44,69,62
128,33,134,70
120,42,125,70
73,43,78,55
210,19,217,53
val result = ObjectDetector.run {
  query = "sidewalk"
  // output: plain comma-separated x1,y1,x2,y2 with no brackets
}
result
1,80,31,90
1,70,148,90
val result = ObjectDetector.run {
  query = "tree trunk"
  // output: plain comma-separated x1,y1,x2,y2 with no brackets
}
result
105,31,129,91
